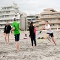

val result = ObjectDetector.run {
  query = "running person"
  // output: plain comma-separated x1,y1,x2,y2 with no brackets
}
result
11,18,20,51
42,21,56,45
4,21,11,44
29,22,36,47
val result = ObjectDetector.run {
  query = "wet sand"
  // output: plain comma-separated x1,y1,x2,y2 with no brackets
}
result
0,31,60,60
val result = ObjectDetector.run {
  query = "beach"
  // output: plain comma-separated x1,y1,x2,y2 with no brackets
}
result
0,31,60,60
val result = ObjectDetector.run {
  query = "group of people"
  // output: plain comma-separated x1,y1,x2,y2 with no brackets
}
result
4,18,20,51
3,18,56,51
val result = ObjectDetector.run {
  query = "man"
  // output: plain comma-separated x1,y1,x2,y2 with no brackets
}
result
29,22,36,47
11,18,20,51
4,21,11,44
42,21,56,45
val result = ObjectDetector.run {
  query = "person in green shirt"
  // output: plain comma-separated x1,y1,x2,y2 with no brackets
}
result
11,18,21,51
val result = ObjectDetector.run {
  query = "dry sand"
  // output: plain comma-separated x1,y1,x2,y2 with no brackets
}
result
0,31,60,60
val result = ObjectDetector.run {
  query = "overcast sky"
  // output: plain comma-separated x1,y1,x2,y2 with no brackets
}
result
0,0,60,14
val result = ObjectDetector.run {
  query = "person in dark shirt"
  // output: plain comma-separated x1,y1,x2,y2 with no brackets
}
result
4,21,11,44
29,22,36,48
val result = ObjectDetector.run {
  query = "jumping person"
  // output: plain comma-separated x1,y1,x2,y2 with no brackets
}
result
29,22,36,47
11,18,20,51
4,21,11,44
42,21,56,45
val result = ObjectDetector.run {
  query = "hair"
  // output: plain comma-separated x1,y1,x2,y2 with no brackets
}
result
46,21,48,23
6,20,8,22
30,22,33,26
31,22,33,24
14,18,16,21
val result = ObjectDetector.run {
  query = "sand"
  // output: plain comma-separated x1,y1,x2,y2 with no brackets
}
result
0,31,60,60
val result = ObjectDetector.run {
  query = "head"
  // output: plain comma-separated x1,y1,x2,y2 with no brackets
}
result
45,21,49,25
14,18,16,21
30,22,33,26
6,21,9,25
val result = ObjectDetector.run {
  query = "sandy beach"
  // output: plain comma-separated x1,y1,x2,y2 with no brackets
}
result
0,31,60,60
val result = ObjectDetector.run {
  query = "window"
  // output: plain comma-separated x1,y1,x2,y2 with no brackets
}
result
6,11,10,13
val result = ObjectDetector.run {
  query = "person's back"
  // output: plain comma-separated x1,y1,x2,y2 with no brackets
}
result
29,26,35,36
12,21,20,35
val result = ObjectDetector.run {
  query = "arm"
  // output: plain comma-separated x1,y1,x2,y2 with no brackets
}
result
45,28,50,30
11,23,15,32
29,27,31,37
18,23,22,30
4,25,6,33
19,27,22,30
11,28,15,31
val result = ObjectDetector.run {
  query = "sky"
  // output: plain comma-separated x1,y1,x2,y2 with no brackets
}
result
0,0,60,15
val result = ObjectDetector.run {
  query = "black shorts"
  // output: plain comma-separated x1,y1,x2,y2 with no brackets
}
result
4,31,10,34
4,32,10,34
15,34,20,41
47,33,54,37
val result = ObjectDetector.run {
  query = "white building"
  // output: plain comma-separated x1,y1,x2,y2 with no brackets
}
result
0,3,20,30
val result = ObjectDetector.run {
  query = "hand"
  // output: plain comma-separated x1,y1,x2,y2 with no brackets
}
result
11,30,12,33
42,26,45,30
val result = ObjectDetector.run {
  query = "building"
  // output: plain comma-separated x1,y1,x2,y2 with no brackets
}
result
0,3,27,31
26,14,40,30
0,3,20,31
35,8,60,30
20,12,27,30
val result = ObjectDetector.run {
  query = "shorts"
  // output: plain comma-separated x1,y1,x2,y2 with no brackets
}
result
4,31,10,34
47,33,54,37
15,34,20,41
4,32,10,34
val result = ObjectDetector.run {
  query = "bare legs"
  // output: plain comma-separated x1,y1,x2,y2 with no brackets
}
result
51,37,56,46
47,34,56,46
4,33,10,44
47,34,51,42
15,41,19,51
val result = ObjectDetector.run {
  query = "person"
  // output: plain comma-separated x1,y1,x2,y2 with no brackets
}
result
11,18,20,51
42,21,56,45
4,21,11,44
29,22,36,47
24,34,27,39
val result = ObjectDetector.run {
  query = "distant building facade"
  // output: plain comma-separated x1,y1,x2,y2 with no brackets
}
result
0,3,27,31
26,14,40,30
0,3,20,30
35,8,60,30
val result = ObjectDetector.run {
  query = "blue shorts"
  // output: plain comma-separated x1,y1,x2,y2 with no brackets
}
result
15,34,20,41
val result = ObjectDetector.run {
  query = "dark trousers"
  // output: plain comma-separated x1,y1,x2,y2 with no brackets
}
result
31,35,36,46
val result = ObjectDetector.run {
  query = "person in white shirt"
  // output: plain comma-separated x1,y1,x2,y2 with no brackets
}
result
42,21,56,45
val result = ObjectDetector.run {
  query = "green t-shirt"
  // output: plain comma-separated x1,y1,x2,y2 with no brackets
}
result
12,21,20,35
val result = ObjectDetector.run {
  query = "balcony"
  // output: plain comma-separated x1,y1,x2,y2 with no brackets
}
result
51,26,60,28
0,13,16,16
40,16,60,19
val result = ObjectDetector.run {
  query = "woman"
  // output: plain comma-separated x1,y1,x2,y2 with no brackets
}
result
4,21,11,44
29,22,36,47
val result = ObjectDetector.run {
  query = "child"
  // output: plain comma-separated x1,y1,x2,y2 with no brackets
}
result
4,21,11,44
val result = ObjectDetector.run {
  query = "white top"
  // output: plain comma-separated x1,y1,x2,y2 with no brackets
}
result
45,24,53,33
